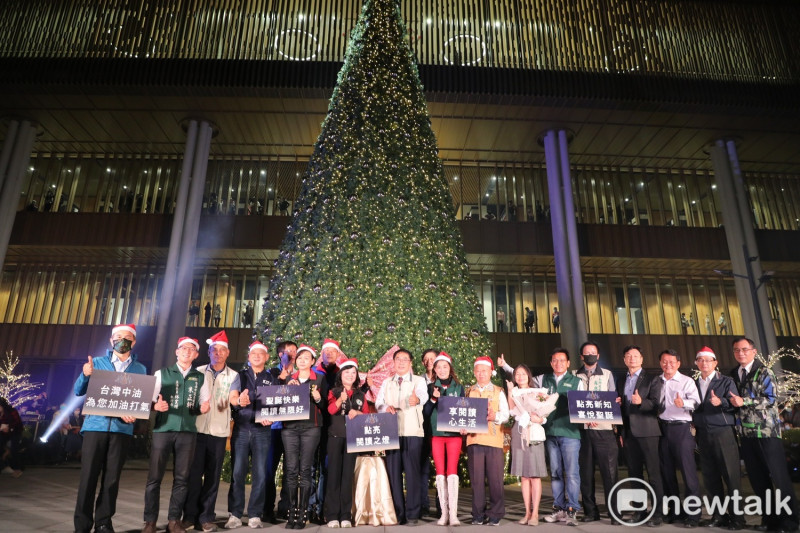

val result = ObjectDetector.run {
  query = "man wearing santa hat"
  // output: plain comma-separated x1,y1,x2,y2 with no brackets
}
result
142,337,210,533
225,340,278,530
692,346,743,530
465,356,509,526
73,324,148,533
182,331,239,532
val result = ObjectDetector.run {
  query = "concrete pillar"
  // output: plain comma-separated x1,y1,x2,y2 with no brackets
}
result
0,119,37,271
152,119,214,369
543,129,586,364
711,139,777,357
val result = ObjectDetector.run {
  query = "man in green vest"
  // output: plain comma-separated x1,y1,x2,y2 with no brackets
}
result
142,337,210,533
538,347,584,527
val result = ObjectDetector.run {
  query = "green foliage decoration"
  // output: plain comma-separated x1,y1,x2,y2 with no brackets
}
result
255,0,491,379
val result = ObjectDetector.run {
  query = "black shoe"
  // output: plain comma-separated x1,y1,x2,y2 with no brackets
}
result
665,514,680,524
756,525,769,532
647,517,663,527
684,518,700,529
702,517,728,528
294,509,308,530
581,514,600,523
95,526,115,533
263,514,279,525
406,519,418,526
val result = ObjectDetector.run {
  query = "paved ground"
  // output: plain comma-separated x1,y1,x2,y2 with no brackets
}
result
1,459,797,532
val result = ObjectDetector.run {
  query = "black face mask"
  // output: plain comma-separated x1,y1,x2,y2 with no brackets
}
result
113,339,133,354
583,355,598,366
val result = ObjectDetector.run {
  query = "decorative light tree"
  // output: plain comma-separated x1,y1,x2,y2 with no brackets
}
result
256,0,491,377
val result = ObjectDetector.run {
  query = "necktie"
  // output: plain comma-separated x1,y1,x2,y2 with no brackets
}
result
740,367,747,383
398,376,403,387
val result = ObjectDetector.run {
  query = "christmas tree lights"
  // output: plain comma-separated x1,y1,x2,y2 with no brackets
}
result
256,0,491,379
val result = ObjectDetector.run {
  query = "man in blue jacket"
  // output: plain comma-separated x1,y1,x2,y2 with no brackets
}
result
73,323,148,533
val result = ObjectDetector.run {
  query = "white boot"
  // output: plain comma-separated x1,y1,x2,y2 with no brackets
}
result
447,475,461,526
435,475,448,526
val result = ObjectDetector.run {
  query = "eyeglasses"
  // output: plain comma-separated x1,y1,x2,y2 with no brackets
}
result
733,347,754,354
395,357,411,362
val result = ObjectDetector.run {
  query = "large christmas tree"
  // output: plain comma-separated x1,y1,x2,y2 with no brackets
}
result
257,0,491,378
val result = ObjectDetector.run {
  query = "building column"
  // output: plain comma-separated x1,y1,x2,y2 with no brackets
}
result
710,139,777,357
0,119,37,272
543,129,586,363
152,119,214,369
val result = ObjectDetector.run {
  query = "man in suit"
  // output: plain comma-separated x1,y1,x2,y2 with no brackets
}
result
692,346,744,530
729,337,799,533
616,345,664,527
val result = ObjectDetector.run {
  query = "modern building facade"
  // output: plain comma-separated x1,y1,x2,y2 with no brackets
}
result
1,0,800,401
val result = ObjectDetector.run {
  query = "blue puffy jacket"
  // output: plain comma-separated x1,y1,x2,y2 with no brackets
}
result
73,352,148,435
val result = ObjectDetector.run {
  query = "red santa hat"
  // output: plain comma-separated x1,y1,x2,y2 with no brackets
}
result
434,351,453,366
339,358,358,371
297,344,317,360
248,340,269,354
112,323,136,337
695,346,716,360
177,337,199,350
206,330,228,348
474,356,497,376
321,338,341,352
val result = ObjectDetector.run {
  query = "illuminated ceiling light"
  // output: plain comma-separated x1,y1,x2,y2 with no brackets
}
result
51,184,56,188
123,185,128,189
106,168,112,172
28,166,34,171
268,187,273,192
494,21,500,28
492,176,496,180
260,169,266,175
711,184,717,189
453,176,458,180
298,13,304,20
274,29,320,61
426,18,432,24
485,193,489,197
691,200,696,204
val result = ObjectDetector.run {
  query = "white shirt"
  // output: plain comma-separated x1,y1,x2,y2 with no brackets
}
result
660,372,700,421
110,353,132,373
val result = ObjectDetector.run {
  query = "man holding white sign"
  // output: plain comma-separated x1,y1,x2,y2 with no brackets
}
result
73,323,148,533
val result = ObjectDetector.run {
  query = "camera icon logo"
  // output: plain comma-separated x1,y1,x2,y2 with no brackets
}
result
608,477,657,526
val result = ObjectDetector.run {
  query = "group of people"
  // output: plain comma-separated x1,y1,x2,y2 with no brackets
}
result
69,323,799,533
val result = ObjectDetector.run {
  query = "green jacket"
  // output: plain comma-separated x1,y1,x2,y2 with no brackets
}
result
153,364,205,433
540,372,581,439
423,378,466,437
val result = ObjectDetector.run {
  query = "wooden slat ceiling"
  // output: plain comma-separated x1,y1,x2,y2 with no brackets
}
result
2,88,800,173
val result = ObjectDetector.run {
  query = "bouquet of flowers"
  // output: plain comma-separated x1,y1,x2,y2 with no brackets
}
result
509,387,559,444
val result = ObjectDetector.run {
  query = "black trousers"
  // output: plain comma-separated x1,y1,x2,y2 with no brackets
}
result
659,422,700,518
467,444,505,521
74,432,131,533
183,432,227,524
281,426,321,503
144,431,197,522
623,432,664,516
740,436,800,530
385,435,423,522
579,429,618,518
264,426,291,517
420,435,432,512
323,435,357,522
695,426,742,523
